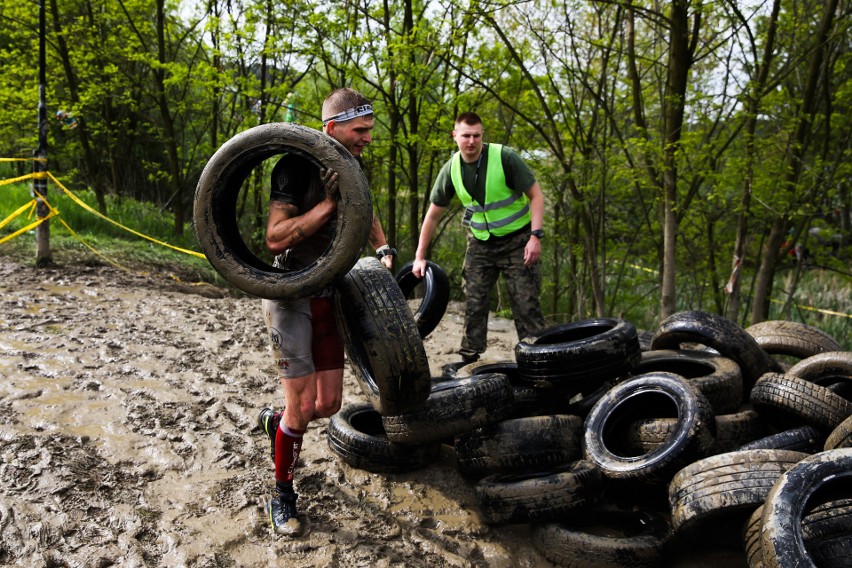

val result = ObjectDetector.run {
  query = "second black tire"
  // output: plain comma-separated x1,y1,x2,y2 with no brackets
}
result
394,260,450,339
515,318,641,394
335,257,431,416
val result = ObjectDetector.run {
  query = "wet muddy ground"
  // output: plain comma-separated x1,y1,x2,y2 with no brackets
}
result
0,258,745,567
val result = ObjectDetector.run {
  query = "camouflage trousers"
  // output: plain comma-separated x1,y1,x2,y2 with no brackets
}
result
460,230,545,358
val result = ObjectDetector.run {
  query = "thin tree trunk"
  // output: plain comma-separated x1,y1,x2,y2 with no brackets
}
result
659,0,694,319
150,0,184,235
51,0,106,213
726,0,781,323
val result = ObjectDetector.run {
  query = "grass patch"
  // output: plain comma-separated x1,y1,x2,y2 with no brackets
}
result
1,182,226,286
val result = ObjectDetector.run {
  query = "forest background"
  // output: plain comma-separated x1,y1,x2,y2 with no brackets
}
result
0,0,849,346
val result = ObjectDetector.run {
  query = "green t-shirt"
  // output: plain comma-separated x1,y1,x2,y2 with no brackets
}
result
430,144,536,207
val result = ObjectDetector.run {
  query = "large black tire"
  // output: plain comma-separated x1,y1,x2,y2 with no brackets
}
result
515,318,641,394
326,403,441,473
668,449,808,545
381,375,514,445
454,414,583,479
530,505,672,568
394,260,450,339
335,257,431,416
473,460,602,525
583,372,716,485
760,448,852,568
651,310,782,387
749,372,852,435
193,122,372,299
745,320,843,359
631,349,744,414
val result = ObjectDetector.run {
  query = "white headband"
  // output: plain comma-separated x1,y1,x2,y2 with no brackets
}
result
322,104,373,126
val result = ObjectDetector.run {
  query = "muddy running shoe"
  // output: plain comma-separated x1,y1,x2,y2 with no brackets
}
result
258,408,281,461
267,491,302,536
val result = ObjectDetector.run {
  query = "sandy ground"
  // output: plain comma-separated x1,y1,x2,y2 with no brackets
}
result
0,257,747,568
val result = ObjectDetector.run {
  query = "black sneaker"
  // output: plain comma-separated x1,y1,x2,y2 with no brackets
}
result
267,492,302,536
258,408,281,461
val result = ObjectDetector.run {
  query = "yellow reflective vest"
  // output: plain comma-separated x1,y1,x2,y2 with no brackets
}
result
450,143,530,240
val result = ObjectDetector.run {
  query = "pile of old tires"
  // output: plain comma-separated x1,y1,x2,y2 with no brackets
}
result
194,130,850,566
329,281,852,568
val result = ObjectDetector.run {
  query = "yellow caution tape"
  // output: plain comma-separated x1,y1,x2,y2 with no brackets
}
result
0,172,45,187
45,172,206,259
0,157,47,163
0,199,37,232
767,297,851,319
1,169,220,288
0,198,57,245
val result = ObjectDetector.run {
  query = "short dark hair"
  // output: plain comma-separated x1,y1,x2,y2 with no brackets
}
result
455,112,482,127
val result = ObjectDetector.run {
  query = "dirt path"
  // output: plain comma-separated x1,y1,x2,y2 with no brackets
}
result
0,258,558,567
0,258,747,567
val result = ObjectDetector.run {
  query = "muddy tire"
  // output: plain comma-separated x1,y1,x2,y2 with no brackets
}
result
454,414,583,479
760,449,852,568
514,318,641,394
193,122,372,299
394,260,450,339
631,349,744,414
473,460,602,525
787,351,852,384
530,505,671,568
381,375,514,444
326,403,441,473
668,449,809,545
583,372,716,484
745,320,843,359
650,310,782,387
335,257,431,416
825,415,852,450
625,408,766,455
749,372,852,435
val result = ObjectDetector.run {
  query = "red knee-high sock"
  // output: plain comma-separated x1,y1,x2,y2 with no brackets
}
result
274,423,305,488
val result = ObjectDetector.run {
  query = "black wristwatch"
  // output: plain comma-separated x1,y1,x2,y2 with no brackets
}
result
530,229,545,239
376,245,397,259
